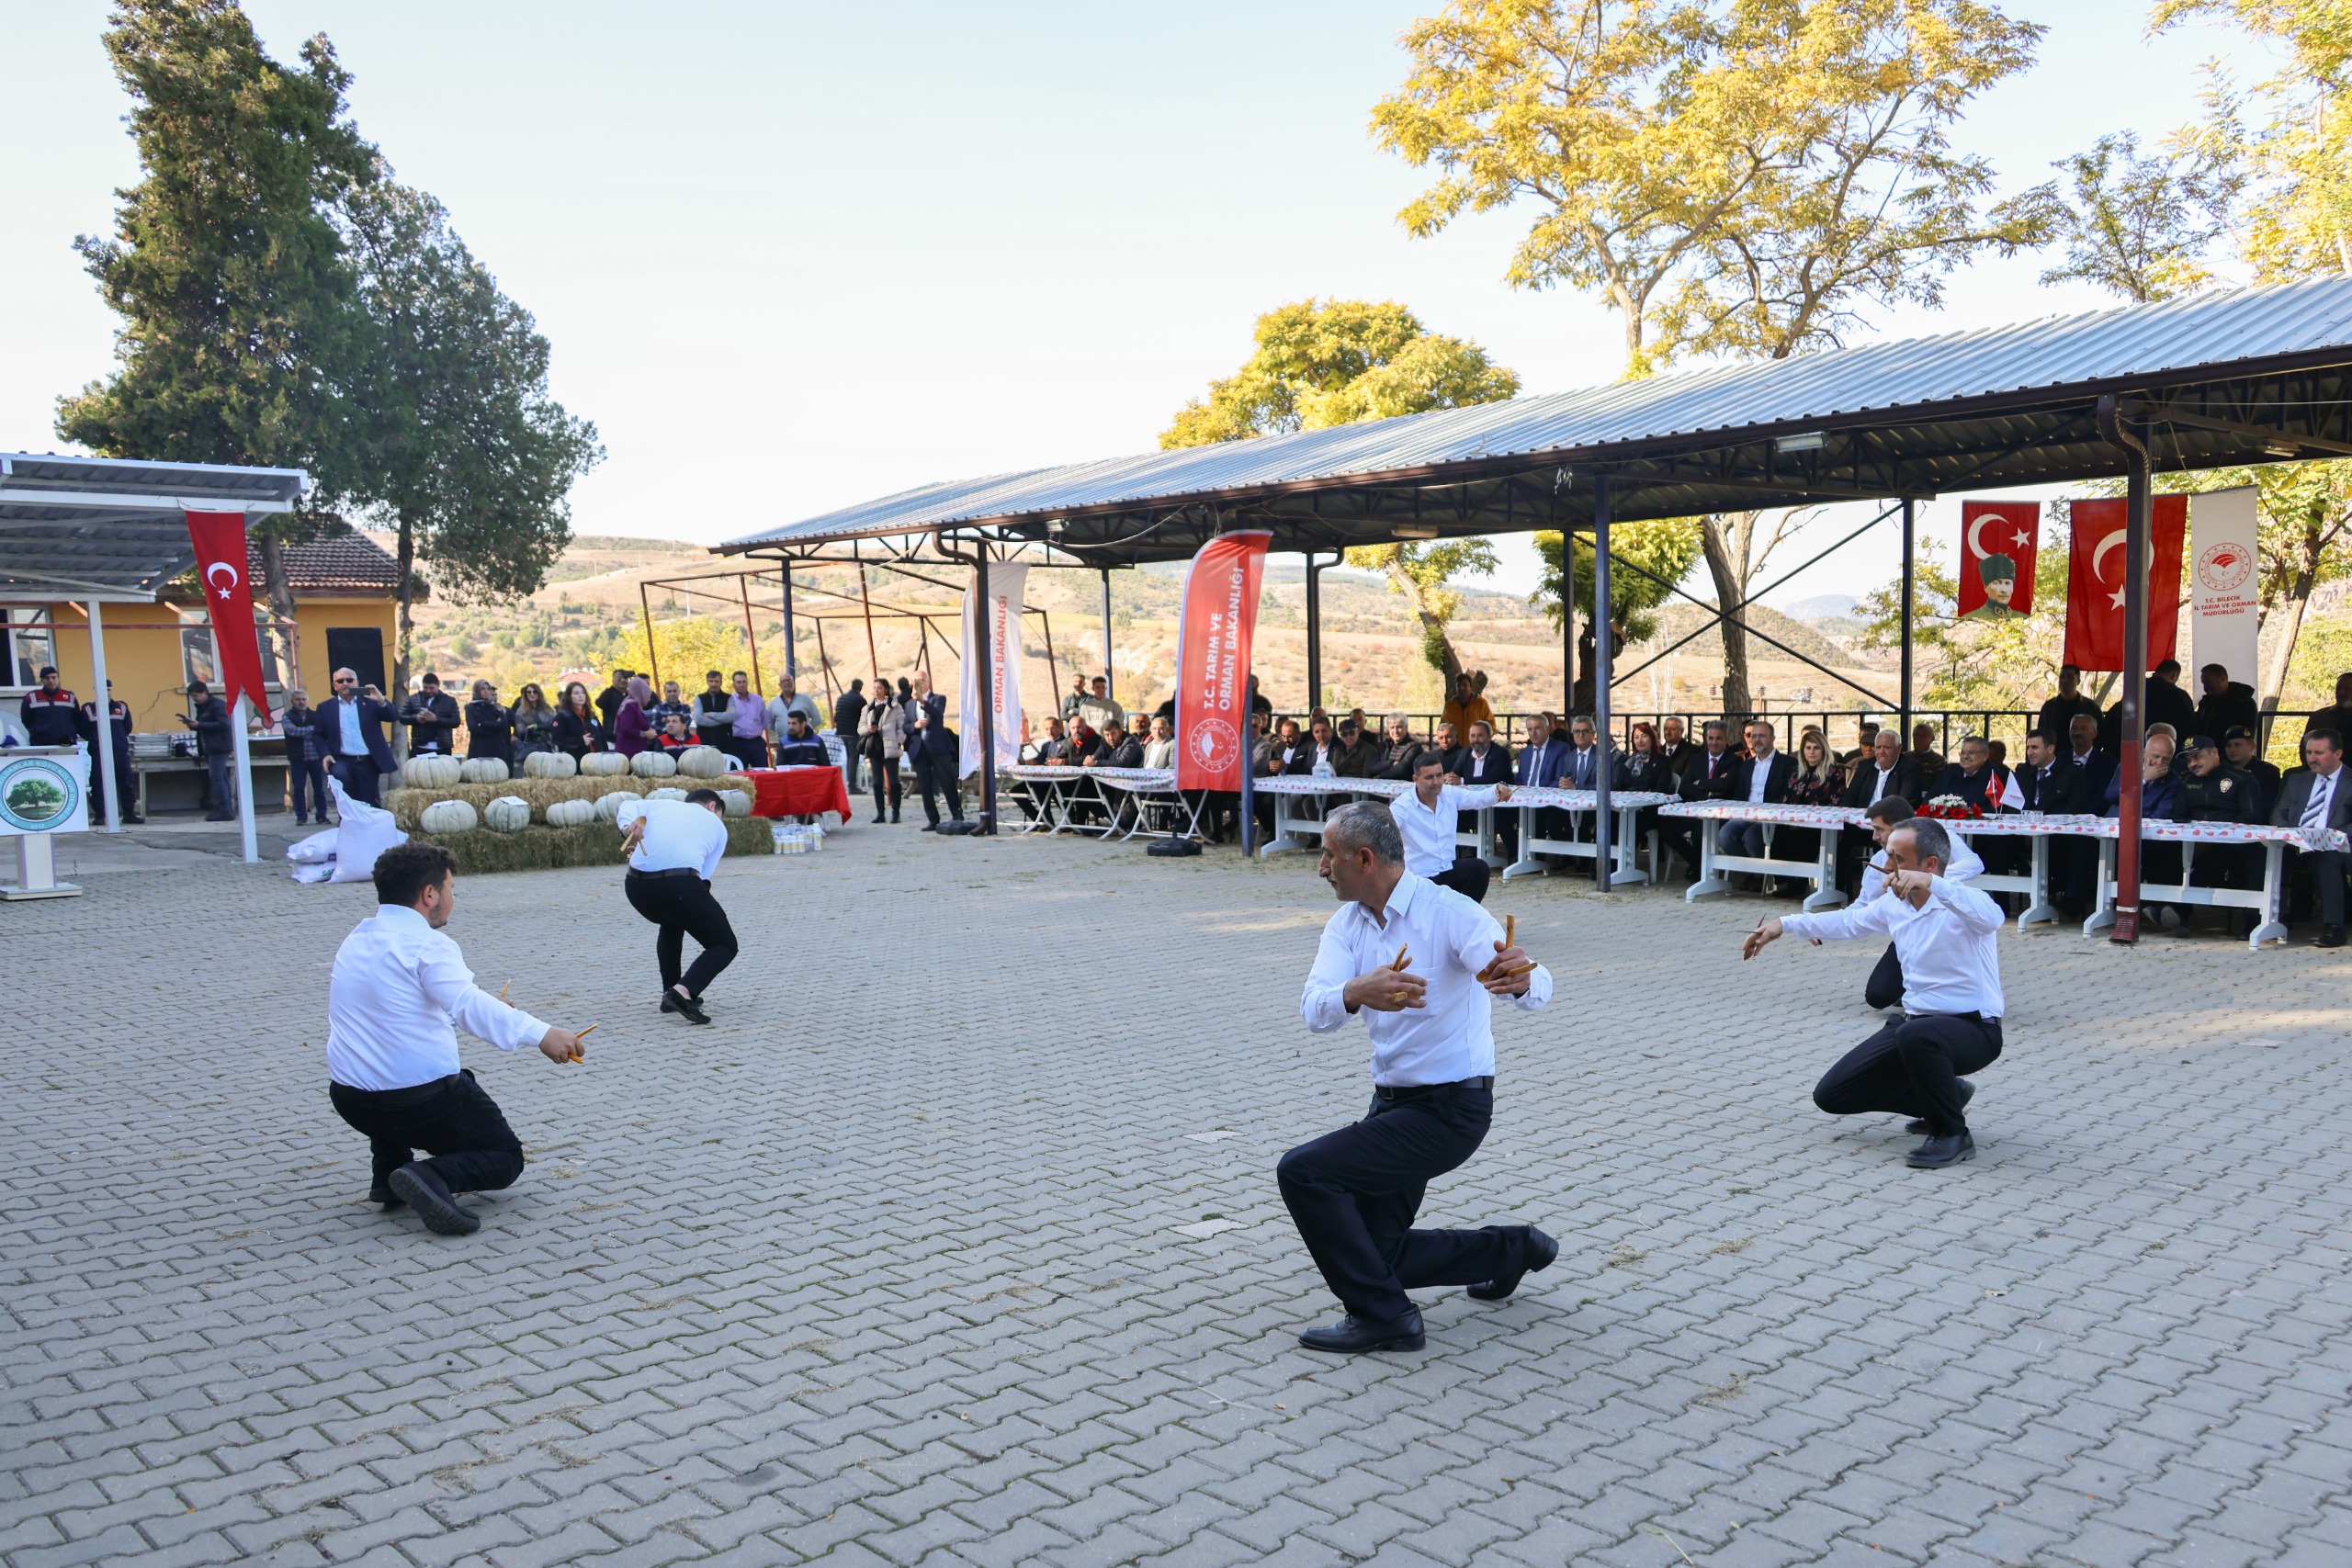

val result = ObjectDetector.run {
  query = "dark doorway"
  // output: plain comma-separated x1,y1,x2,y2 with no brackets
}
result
325,626,387,694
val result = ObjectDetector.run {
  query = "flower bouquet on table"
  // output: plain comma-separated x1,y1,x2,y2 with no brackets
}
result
1915,795,1983,821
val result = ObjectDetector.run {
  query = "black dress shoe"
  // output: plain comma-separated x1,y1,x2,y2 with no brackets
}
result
1905,1078,1975,1135
1905,1132,1975,1168
662,989,711,1025
1468,1226,1558,1302
2320,925,2347,949
1297,1306,1425,1353
872,813,886,824
367,1180,405,1210
388,1165,480,1235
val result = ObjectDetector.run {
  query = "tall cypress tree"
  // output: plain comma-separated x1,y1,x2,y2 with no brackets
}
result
59,0,376,681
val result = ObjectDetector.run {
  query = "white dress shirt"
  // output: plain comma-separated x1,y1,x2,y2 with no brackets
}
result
1858,837,1983,903
1392,784,1501,875
1747,752,1776,804
1781,875,2006,1018
617,797,729,879
1143,736,1175,769
1868,765,1893,805
1459,744,1499,783
1301,872,1553,1086
327,905,549,1091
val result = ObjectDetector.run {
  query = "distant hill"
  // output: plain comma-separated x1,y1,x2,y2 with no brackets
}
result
1779,592,1860,620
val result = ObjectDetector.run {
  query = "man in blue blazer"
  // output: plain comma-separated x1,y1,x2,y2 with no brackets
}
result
313,668,399,808
1501,712,1570,860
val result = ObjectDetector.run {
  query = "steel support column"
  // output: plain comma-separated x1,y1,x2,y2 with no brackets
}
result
1101,568,1114,703
2100,395,2152,942
1563,525,1577,719
1898,499,1915,742
85,601,119,832
781,566,797,682
976,549,997,835
1592,476,1613,891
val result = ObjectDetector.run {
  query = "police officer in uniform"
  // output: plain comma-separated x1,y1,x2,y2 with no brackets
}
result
2176,734,2260,925
19,666,78,747
76,681,139,824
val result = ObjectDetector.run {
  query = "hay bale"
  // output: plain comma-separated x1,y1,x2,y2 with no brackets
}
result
413,813,775,875
384,773,749,829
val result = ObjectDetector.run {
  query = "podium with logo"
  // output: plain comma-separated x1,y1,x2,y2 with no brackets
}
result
0,746,89,900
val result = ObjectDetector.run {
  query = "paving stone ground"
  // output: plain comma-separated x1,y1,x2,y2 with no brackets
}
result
6,818,2352,1568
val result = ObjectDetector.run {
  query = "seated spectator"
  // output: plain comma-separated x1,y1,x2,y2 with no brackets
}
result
1089,719,1144,770
1658,719,1738,879
1368,713,1426,779
1432,721,1460,767
1783,729,1846,806
1839,720,1880,768
1067,716,1104,766
653,713,696,753
1719,719,1797,890
1332,716,1375,776
1841,727,1923,809
1452,720,1511,784
1985,739,2008,771
2177,733,2261,924
2065,712,2116,799
1260,716,1303,775
2194,664,2258,739
1028,715,1075,765
1658,716,1698,778
1613,721,1677,791
1290,717,1342,775
1557,715,1606,790
773,710,830,766
2223,725,2281,820
2012,730,2084,814
1931,735,2004,811
1907,721,1946,780
2103,730,2179,818
1142,715,1176,770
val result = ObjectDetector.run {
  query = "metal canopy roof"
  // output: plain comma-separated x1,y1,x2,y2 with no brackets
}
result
0,452,308,601
721,276,2352,567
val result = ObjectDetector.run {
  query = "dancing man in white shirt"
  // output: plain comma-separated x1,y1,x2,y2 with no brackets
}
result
1394,750,1515,903
1854,796,1983,1010
1279,802,1555,1354
328,843,584,1235
1743,815,2004,1169
617,789,738,1026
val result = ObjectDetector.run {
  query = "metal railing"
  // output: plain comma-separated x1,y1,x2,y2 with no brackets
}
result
1243,707,2048,758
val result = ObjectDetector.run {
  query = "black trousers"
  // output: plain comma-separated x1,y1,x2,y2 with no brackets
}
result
623,872,739,998
330,1069,525,1195
288,755,329,822
1814,1013,2002,1138
332,756,384,807
1865,942,1904,1010
1431,855,1491,904
869,754,901,815
2293,850,2348,924
1277,1081,1533,1322
913,750,963,825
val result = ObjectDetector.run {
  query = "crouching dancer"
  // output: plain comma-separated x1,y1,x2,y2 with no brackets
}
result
1278,802,1556,1355
328,842,584,1235
1743,816,2004,1169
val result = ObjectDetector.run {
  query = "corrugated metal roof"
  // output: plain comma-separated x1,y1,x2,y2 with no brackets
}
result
0,452,309,600
722,276,2352,558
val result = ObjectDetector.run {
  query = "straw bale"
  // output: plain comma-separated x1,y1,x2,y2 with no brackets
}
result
384,773,749,829
413,814,775,875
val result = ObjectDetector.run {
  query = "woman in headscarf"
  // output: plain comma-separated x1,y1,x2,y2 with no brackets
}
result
612,676,656,759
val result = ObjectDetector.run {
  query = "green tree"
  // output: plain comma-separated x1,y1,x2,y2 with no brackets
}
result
1532,521,1705,711
620,615,747,693
57,0,377,682
1855,525,2074,712
1159,299,1520,682
1374,0,2051,719
2037,130,2241,302
341,179,602,695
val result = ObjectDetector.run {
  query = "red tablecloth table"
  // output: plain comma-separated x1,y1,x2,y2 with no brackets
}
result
742,766,853,823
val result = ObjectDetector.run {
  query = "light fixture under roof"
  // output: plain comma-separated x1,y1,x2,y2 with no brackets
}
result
1773,432,1827,454
2264,442,2300,457
1391,523,1441,539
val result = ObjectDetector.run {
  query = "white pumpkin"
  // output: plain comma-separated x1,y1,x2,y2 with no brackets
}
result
677,745,728,778
401,754,463,789
483,796,530,833
630,750,679,778
419,798,480,835
721,789,751,818
522,750,577,778
546,798,597,829
647,786,688,803
460,757,511,784
594,791,638,821
580,751,630,777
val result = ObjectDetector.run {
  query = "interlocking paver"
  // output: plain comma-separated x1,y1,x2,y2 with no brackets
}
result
6,829,2352,1566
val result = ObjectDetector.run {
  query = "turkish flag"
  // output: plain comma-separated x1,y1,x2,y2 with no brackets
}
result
185,511,270,713
2063,496,2188,672
1957,501,2040,618
1174,530,1272,791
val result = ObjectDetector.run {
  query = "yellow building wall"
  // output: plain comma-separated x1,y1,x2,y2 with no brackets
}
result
28,597,398,733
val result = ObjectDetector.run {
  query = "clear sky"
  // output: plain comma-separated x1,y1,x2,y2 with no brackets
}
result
0,1,2283,606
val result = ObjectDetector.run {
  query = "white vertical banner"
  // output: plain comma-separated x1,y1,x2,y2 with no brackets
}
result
959,563,1026,778
2189,487,2261,687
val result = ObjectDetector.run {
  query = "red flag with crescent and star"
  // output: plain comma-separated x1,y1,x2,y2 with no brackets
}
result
1957,501,2040,619
2063,496,2188,672
185,511,270,713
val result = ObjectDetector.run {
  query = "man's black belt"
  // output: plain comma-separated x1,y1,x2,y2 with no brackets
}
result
1374,1075,1494,1100
627,866,702,881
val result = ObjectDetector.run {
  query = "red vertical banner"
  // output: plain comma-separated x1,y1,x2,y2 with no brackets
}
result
2063,496,2188,671
1956,500,2040,620
184,511,270,712
1174,530,1272,791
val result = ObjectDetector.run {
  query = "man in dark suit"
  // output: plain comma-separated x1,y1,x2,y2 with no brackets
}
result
1451,721,1511,786
313,668,399,808
2059,712,2118,914
2106,659,2197,750
2012,731,2083,815
2194,663,2259,739
1659,719,1738,878
398,672,460,756
1657,716,1700,781
2272,728,2352,946
1839,728,1924,892
2303,671,2352,745
1719,718,1796,865
2223,725,2282,821
1557,716,1606,790
1931,736,2006,812
2064,713,2118,803
1498,713,1567,862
